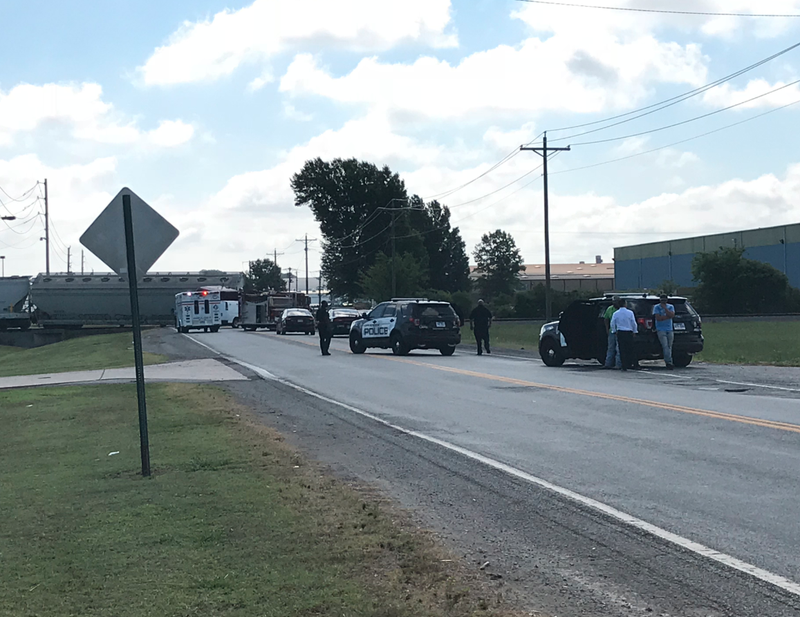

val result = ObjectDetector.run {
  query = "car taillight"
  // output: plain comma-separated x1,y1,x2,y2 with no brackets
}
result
637,317,653,329
409,317,420,326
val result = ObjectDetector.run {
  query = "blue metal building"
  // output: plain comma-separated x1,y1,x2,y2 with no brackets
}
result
614,223,800,291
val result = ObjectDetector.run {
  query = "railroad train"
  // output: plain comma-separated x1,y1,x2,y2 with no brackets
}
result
0,272,243,329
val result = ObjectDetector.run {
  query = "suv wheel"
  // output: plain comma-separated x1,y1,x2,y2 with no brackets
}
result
391,333,410,356
231,317,240,329
540,338,565,367
673,353,692,368
349,333,366,354
439,346,455,356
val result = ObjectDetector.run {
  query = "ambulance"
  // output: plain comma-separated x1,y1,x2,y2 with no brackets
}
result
175,290,221,333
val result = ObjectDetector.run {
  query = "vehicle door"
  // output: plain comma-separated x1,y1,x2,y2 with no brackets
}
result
361,303,390,343
558,301,604,358
379,303,400,340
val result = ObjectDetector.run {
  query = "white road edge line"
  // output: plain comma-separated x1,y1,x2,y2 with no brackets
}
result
716,379,800,393
183,334,800,598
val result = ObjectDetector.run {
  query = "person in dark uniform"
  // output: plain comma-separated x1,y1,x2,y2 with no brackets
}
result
469,299,493,355
316,300,332,356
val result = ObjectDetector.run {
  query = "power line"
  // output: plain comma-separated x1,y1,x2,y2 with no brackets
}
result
547,40,800,139
0,182,39,204
551,96,800,176
445,163,544,209
514,0,800,18
569,78,800,147
422,147,521,201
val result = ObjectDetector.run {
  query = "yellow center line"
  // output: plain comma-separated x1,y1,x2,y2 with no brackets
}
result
380,355,800,435
262,332,800,435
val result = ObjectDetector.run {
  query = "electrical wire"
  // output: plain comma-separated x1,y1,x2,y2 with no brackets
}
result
568,78,800,147
0,182,39,204
514,0,800,18
550,96,800,176
445,163,544,208
422,147,522,201
547,40,800,136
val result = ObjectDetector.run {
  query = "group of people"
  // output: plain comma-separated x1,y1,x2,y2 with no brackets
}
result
604,294,676,371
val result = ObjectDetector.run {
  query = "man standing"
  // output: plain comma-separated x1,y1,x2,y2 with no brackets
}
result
316,300,332,356
469,299,493,355
604,296,622,369
610,300,638,371
653,293,676,369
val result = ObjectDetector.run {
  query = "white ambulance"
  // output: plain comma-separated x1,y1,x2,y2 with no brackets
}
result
175,290,221,333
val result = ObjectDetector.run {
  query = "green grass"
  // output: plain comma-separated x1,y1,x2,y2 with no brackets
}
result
694,321,800,366
0,333,166,377
482,321,545,352
0,382,518,617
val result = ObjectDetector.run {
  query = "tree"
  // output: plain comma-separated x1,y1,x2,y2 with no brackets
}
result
359,252,429,301
472,230,524,299
292,158,470,299
292,158,408,299
691,247,793,314
245,258,285,293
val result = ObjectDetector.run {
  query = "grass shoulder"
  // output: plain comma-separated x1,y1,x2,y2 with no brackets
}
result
694,321,800,366
0,382,523,617
0,332,166,377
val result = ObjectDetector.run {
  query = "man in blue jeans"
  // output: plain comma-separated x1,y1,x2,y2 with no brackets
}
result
653,293,675,369
603,296,622,369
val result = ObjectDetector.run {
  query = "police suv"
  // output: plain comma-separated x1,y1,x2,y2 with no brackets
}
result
349,298,461,356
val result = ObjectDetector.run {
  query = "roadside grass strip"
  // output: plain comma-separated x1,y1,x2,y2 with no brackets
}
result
695,321,800,366
0,383,520,617
0,333,166,378
484,322,545,352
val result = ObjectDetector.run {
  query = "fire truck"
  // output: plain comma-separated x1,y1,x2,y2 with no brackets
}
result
239,291,310,331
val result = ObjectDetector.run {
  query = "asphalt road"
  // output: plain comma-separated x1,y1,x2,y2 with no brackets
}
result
150,327,800,616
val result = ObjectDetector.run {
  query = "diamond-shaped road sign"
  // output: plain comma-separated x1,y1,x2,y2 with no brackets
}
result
80,187,179,279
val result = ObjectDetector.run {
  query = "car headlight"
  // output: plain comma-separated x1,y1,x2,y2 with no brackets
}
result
539,323,556,337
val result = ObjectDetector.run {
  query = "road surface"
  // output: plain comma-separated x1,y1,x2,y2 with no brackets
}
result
150,328,800,616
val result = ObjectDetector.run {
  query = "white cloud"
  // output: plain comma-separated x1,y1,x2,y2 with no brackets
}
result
282,103,313,122
0,82,194,148
137,0,457,87
0,154,118,275
146,120,195,147
702,78,800,109
279,35,707,120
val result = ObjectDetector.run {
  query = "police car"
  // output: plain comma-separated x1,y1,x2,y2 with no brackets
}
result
349,298,461,356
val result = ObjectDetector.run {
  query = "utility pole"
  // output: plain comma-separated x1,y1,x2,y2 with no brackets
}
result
390,212,396,298
295,233,318,296
287,267,293,292
67,246,71,274
81,250,85,275
43,178,50,275
273,248,284,265
521,133,570,321
377,198,424,299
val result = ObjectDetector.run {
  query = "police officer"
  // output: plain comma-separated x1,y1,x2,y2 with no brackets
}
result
316,300,332,356
469,299,493,355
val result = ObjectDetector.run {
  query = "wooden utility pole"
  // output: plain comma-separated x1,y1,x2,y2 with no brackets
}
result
43,178,50,275
295,234,318,296
520,133,570,321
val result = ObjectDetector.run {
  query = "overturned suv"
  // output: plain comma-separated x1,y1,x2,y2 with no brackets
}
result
538,294,704,368
349,298,461,356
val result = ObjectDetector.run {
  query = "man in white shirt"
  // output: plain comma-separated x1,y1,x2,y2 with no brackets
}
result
610,300,638,371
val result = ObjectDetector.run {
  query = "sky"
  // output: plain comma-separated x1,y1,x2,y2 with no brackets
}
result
1,0,800,280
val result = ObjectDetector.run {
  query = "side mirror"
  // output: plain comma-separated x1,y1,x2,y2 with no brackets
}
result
361,312,368,319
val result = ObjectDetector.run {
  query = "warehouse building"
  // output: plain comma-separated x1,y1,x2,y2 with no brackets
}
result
614,223,800,291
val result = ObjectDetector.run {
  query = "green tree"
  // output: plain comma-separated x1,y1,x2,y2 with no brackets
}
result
691,247,793,314
472,230,524,299
359,252,429,301
292,158,470,299
245,258,285,293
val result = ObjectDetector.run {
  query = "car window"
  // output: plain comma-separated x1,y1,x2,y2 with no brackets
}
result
368,304,386,320
383,304,397,318
412,303,455,318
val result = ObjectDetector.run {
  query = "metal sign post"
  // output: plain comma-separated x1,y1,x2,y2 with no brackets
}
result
122,195,150,477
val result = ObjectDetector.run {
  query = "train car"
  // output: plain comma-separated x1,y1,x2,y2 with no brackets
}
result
175,290,221,333
0,276,32,330
32,272,243,328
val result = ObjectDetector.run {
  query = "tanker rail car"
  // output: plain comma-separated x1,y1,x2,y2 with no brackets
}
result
32,272,243,328
0,276,32,330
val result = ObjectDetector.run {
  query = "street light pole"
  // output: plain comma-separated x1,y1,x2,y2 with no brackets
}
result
0,256,5,278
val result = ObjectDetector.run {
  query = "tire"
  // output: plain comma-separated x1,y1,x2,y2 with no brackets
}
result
439,346,456,356
211,325,220,333
391,333,410,356
349,333,366,354
232,317,240,329
673,353,692,368
310,328,315,336
540,338,565,367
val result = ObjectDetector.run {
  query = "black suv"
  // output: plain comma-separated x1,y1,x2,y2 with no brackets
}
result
538,294,704,368
349,299,461,356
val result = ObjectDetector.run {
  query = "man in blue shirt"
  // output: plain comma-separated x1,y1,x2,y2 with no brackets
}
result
653,293,675,369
